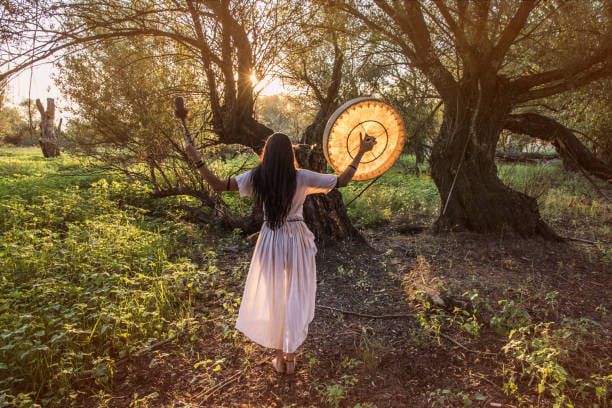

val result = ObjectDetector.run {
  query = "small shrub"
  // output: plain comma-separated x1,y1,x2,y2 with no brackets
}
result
317,374,359,408
490,299,532,336
502,318,610,407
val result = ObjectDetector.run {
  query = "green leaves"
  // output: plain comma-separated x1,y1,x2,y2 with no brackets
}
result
490,299,532,336
502,319,608,407
344,155,439,226
0,149,218,405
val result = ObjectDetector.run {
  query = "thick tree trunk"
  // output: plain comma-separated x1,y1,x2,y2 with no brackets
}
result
504,113,612,182
294,142,362,243
296,111,361,244
36,98,60,157
430,87,559,239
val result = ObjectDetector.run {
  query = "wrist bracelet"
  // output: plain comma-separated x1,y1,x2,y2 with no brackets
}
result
195,160,204,168
349,164,358,170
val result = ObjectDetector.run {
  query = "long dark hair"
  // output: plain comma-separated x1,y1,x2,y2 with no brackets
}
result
251,133,297,229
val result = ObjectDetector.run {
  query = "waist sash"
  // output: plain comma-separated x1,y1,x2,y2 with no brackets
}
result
263,217,304,224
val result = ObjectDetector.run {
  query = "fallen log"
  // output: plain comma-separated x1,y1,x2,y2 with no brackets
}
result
495,151,558,163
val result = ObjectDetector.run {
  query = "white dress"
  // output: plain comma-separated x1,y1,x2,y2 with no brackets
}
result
234,168,338,353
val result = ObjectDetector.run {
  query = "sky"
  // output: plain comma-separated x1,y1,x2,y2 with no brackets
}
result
254,76,286,97
6,63,60,105
5,62,286,120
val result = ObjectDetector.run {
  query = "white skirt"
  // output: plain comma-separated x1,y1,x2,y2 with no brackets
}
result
235,220,317,353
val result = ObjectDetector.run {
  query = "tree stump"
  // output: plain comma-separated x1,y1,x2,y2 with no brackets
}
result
36,98,61,157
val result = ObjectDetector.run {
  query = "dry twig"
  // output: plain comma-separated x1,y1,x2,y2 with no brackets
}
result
316,304,414,319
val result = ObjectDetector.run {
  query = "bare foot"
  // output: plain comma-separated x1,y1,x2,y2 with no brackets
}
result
271,351,285,374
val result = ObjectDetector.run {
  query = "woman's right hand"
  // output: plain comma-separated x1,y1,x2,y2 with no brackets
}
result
359,134,377,153
185,143,202,163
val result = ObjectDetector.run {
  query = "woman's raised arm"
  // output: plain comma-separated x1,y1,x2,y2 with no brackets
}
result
185,143,239,192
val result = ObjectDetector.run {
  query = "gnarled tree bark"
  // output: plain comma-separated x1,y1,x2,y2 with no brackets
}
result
430,78,560,240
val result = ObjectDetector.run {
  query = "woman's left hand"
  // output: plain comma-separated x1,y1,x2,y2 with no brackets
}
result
185,143,202,163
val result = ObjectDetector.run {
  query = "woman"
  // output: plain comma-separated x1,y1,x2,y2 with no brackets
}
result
185,132,375,374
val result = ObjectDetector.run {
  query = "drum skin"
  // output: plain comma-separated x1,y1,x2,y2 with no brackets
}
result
322,97,406,181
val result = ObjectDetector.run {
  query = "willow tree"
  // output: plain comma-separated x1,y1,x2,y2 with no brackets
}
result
340,0,612,238
274,5,366,240
1,0,366,239
56,37,225,209
2,1,279,149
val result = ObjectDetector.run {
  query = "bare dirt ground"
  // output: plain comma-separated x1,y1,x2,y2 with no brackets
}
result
81,224,610,407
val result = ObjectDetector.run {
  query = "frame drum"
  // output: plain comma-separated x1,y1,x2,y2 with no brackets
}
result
322,97,406,181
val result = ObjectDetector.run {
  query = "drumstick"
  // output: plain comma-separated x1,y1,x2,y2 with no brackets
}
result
174,96,193,145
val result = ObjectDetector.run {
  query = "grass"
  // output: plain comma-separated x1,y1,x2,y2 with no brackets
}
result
499,162,609,220
0,147,228,406
346,156,610,241
343,155,439,226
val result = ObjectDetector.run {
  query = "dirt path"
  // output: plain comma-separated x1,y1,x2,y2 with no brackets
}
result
89,227,610,407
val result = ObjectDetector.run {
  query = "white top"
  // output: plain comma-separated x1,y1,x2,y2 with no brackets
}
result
234,168,339,219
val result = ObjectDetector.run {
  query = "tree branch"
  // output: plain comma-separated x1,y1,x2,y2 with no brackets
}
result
1,27,217,82
489,0,537,66
185,0,223,126
474,0,491,40
335,1,415,61
300,59,325,103
515,66,612,103
504,112,612,181
512,45,611,91
381,1,457,98
322,36,344,109
431,0,470,53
